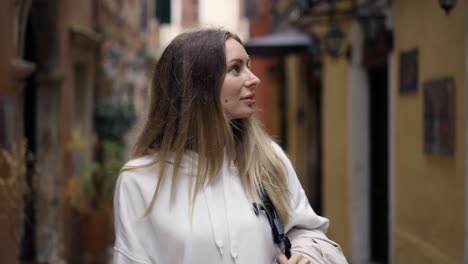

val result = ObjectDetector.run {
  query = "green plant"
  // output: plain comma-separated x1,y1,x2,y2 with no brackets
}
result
68,139,124,213
68,97,135,213
94,98,136,140
0,140,29,244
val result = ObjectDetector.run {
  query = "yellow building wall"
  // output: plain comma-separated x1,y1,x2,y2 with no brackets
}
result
393,1,466,263
322,28,352,257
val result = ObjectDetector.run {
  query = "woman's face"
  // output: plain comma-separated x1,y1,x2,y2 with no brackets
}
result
220,38,260,119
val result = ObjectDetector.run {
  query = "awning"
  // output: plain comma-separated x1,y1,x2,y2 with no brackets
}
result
244,29,316,57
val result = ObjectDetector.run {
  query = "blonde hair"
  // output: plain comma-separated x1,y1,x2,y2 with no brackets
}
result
124,29,291,223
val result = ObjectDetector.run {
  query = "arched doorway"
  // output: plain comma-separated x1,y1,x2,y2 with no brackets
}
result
16,0,63,262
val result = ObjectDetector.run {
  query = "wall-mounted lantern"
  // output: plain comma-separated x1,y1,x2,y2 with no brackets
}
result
439,0,457,15
284,0,386,58
324,22,344,58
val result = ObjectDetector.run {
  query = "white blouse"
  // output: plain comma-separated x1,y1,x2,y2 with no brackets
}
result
113,144,347,264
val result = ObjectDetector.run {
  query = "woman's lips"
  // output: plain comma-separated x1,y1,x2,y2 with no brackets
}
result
241,98,256,105
241,94,255,105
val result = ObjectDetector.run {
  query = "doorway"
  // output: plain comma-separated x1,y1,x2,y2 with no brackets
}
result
20,15,37,262
368,64,389,264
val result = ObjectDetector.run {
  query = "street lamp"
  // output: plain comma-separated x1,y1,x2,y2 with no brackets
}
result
439,0,457,15
324,22,344,58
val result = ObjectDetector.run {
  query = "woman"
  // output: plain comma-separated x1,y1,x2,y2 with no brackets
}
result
113,29,347,264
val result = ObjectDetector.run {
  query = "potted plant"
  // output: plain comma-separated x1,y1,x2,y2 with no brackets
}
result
0,140,30,263
66,97,136,264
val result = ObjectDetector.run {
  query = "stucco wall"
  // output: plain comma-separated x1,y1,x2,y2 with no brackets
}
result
69,1,94,29
392,1,466,263
322,30,352,257
0,1,20,264
0,0,15,96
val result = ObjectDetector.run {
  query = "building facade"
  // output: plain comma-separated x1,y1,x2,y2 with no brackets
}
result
0,0,158,263
250,0,467,263
275,0,467,263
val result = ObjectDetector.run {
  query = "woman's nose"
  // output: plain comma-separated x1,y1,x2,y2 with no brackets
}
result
246,70,261,87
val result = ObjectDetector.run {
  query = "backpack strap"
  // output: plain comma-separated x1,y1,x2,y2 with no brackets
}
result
253,191,292,259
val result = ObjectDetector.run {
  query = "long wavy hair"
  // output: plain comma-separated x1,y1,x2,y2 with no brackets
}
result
124,29,291,223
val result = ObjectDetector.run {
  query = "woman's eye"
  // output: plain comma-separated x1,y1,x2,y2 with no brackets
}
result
229,65,241,74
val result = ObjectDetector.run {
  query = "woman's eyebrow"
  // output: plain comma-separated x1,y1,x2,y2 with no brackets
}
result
227,57,251,65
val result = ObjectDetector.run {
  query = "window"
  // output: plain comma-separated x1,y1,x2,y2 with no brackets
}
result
155,0,171,24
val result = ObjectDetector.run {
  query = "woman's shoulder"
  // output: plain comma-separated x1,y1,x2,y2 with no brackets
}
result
117,155,159,187
123,155,158,170
270,141,290,161
117,152,196,185
115,152,195,198
270,141,282,152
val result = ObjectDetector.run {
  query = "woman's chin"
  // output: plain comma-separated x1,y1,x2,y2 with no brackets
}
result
229,110,255,119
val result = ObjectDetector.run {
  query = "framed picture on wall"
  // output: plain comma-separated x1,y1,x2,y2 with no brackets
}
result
399,48,419,94
423,77,455,156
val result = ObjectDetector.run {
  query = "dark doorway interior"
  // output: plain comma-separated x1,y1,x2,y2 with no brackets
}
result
368,64,389,264
314,77,323,215
308,60,323,216
276,57,288,151
21,16,37,262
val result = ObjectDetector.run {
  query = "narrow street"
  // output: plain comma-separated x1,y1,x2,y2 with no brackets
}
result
0,0,466,263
